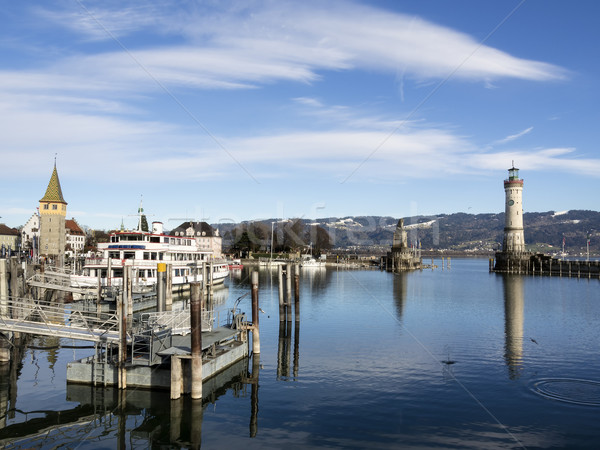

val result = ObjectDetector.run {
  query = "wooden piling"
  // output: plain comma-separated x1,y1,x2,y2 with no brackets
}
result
118,283,127,390
190,282,203,400
107,258,112,287
165,264,173,310
209,261,214,300
278,264,285,321
0,259,8,317
157,263,166,312
294,264,300,322
251,271,260,355
125,265,133,318
96,267,102,315
285,265,292,322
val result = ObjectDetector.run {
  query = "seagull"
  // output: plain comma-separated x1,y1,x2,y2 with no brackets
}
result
530,338,538,344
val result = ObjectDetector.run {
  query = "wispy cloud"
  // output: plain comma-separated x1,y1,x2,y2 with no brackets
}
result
493,126,534,145
22,0,567,97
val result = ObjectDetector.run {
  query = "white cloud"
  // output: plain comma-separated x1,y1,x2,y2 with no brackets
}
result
26,0,566,95
493,126,534,145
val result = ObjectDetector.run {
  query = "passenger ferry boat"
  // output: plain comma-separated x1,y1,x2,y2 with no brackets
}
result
71,221,228,291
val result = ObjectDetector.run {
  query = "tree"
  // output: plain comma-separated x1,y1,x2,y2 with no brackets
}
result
282,219,306,252
308,225,332,256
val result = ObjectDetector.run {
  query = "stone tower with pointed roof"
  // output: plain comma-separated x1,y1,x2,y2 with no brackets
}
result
39,162,67,264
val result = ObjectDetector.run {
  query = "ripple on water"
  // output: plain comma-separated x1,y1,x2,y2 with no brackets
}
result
532,378,600,407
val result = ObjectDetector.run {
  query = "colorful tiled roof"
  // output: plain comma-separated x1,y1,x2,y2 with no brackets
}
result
40,164,67,204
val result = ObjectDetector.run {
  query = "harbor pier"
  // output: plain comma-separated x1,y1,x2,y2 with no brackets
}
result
492,253,600,278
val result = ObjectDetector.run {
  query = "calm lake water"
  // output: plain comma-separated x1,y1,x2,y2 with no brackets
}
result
1,258,600,449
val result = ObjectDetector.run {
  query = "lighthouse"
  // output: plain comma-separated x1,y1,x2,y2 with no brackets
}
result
502,165,525,253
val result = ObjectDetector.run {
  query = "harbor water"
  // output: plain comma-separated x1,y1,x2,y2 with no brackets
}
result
1,258,600,448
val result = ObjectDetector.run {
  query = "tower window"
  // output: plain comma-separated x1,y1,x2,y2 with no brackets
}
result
52,204,57,210
43,204,49,209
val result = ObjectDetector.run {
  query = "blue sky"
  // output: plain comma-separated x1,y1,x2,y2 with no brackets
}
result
1,0,599,231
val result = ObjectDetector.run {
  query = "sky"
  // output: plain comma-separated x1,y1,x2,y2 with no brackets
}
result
1,0,599,231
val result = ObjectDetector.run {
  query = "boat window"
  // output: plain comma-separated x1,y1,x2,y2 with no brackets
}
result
151,252,157,260
159,253,163,260
123,251,135,259
143,252,150,260
108,251,119,259
150,236,160,243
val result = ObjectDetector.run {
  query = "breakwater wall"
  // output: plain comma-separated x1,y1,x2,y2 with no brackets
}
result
491,252,600,279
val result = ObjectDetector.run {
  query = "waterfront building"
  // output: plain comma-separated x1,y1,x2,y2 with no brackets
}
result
21,212,40,258
39,162,67,265
170,221,223,258
65,218,85,257
0,224,19,256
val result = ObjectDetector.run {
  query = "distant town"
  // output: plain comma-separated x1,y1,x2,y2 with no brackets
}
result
1,163,598,263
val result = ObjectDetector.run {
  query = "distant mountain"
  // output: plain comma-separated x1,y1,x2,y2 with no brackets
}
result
213,210,600,255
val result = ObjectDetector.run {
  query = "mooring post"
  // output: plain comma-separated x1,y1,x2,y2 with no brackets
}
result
278,264,285,321
96,267,102,315
285,264,292,322
0,259,8,317
294,263,300,322
251,271,260,355
170,355,182,400
117,285,127,390
157,263,166,312
107,258,112,287
125,265,133,318
165,263,173,311
209,260,214,300
0,259,10,362
201,262,207,293
190,282,203,400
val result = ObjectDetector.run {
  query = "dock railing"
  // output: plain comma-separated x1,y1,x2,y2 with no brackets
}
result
0,296,120,342
140,309,214,335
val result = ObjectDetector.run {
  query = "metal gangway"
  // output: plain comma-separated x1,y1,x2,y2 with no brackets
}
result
0,296,121,343
27,267,91,295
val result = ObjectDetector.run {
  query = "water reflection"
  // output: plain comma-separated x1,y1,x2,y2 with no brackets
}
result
0,355,251,448
277,320,300,381
392,272,408,320
502,275,525,379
